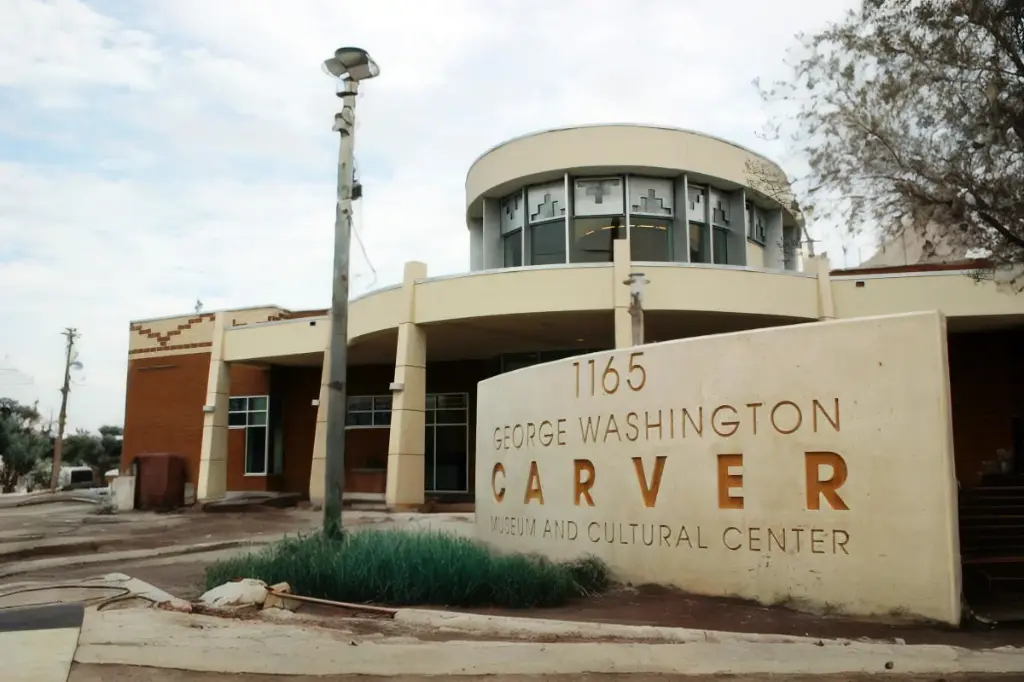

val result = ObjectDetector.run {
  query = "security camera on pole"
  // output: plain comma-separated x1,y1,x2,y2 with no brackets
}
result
320,47,379,537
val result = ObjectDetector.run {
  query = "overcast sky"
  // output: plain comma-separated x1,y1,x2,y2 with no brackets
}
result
0,0,869,432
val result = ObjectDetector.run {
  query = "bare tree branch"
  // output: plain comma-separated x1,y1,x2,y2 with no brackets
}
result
755,0,1024,282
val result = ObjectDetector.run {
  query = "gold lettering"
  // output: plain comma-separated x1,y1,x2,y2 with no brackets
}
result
574,459,596,506
632,456,667,508
645,410,662,440
833,529,850,555
539,420,554,447
676,526,693,548
746,402,763,435
602,414,621,442
524,461,544,505
805,451,849,510
748,526,761,552
660,525,672,545
512,424,524,448
625,412,640,441
723,526,742,551
711,405,739,437
579,416,601,443
717,453,744,509
602,356,621,394
626,351,646,391
491,463,505,502
770,400,802,435
682,407,703,437
811,528,826,554
813,398,840,433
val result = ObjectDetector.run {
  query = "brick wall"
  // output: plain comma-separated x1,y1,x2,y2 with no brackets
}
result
122,352,211,486
225,364,271,492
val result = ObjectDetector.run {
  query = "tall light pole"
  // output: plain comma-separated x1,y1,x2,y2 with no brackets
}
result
321,47,379,538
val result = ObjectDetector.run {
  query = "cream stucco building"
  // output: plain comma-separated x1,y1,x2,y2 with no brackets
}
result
122,125,1022,551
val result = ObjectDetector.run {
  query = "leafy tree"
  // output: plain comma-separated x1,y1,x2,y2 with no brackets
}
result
0,398,53,493
63,425,123,477
760,0,1024,278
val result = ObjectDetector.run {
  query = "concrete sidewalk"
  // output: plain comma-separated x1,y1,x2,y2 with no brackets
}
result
75,607,1024,678
2,602,84,682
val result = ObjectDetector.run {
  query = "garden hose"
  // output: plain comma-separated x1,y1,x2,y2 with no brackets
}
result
0,584,136,611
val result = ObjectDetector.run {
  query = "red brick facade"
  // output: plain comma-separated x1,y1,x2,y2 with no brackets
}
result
121,327,1020,500
122,352,211,486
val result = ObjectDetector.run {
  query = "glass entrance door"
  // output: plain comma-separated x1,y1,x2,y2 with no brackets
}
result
424,393,469,493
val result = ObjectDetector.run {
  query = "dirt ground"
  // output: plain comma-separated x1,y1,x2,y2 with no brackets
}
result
33,555,1024,650
6,502,1024,651
459,584,1024,649
66,665,1024,681
0,502,321,563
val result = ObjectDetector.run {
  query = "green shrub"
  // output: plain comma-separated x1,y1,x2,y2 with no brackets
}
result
205,529,610,608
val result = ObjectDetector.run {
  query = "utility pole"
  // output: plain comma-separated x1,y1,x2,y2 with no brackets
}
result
321,47,380,538
49,328,79,491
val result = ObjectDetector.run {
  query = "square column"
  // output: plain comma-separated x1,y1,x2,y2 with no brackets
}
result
810,254,836,320
386,261,428,510
612,238,633,349
197,313,229,502
307,350,331,507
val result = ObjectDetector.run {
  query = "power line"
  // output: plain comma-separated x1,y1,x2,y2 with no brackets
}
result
350,161,377,290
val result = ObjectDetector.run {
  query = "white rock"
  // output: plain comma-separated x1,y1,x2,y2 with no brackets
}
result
260,607,298,620
199,579,269,608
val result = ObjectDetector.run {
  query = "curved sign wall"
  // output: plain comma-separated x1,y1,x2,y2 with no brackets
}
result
475,311,960,624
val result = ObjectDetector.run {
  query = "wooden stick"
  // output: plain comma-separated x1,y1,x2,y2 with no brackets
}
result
266,588,398,617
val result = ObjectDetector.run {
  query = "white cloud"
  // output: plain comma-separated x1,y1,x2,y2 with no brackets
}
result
0,0,864,431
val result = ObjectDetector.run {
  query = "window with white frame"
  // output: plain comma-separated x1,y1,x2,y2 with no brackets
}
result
490,175,782,268
687,184,711,263
499,191,524,267
709,187,731,265
746,202,767,244
228,396,270,476
345,395,392,427
425,393,470,493
526,181,567,265
628,176,674,262
344,393,471,493
571,177,625,263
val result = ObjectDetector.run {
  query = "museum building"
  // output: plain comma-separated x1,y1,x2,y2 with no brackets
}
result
121,124,1023,520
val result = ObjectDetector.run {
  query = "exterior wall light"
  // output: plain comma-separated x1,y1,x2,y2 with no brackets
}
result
322,47,380,82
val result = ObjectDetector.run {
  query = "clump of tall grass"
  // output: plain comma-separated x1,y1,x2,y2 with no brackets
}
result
205,529,610,608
